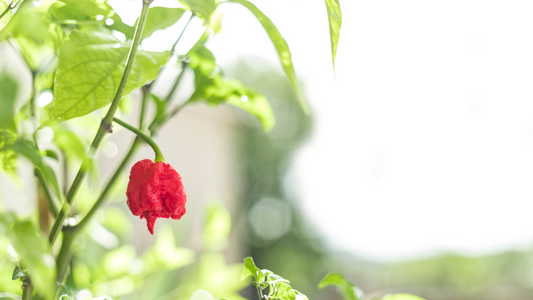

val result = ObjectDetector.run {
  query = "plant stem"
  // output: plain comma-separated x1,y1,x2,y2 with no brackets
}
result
113,117,165,162
47,0,152,248
147,13,194,90
0,0,17,21
54,228,75,285
30,71,39,148
21,278,33,300
139,86,150,131
35,170,58,217
165,61,188,103
54,8,193,284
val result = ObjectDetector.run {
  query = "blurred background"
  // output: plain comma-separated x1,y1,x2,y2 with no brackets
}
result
3,0,533,299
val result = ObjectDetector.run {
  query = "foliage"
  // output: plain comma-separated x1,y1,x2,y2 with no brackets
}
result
242,257,309,300
0,1,434,300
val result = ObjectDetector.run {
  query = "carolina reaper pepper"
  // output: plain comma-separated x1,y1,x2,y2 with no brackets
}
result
126,159,187,234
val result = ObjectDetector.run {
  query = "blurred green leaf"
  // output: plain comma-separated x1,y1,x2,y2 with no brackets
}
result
227,0,307,113
203,201,231,251
241,257,265,283
324,0,341,72
0,72,19,175
178,253,247,300
101,245,136,276
0,148,17,177
57,0,112,17
10,7,51,44
380,294,426,300
7,141,62,200
53,128,87,160
102,207,132,236
0,72,17,129
178,0,216,24
318,272,364,300
43,149,59,160
188,45,275,130
57,282,75,298
269,282,295,300
294,290,309,300
142,226,195,272
49,2,91,23
108,13,134,40
0,0,12,31
0,213,56,300
136,7,186,40
11,265,25,280
41,30,169,127
119,95,133,114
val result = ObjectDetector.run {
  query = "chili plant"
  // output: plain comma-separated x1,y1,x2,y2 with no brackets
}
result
0,0,419,299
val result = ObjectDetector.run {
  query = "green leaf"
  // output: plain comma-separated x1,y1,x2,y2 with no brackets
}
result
241,257,265,283
49,2,91,24
318,272,364,300
108,13,135,40
137,7,186,40
265,272,290,285
11,265,26,280
57,0,112,17
41,30,169,127
324,0,342,72
0,72,17,129
0,213,56,300
227,0,307,113
43,149,59,160
188,45,275,130
178,0,216,24
224,82,275,131
57,282,75,298
269,282,295,300
294,290,309,300
381,294,426,300
203,201,231,251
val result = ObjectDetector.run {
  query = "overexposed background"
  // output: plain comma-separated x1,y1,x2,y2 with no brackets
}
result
5,0,533,264
130,0,533,262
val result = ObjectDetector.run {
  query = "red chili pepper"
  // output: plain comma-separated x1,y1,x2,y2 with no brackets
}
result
126,159,186,234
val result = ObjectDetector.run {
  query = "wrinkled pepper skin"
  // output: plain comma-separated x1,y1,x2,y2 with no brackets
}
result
126,159,186,234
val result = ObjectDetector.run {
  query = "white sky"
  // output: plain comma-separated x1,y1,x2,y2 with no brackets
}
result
113,0,533,262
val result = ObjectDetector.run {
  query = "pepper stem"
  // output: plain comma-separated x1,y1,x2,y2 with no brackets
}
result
113,117,166,162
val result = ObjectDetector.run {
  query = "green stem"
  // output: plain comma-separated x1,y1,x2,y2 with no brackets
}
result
165,61,188,103
54,228,75,285
21,278,33,300
139,86,150,130
54,5,193,284
35,169,58,217
0,0,16,21
47,0,152,248
113,117,165,162
30,71,39,149
147,13,194,90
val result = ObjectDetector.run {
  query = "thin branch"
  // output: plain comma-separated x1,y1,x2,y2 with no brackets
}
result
113,117,165,162
147,13,194,91
48,0,153,247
